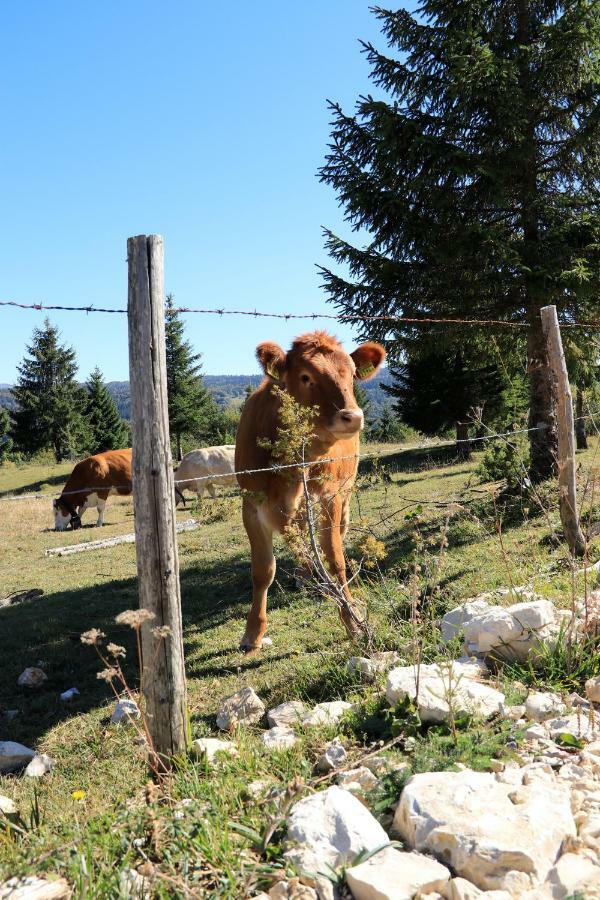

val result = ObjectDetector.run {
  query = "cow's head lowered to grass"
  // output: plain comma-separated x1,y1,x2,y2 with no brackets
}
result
255,331,386,443
52,498,82,531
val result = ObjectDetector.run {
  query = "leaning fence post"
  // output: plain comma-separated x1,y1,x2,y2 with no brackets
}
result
540,305,586,557
127,234,189,766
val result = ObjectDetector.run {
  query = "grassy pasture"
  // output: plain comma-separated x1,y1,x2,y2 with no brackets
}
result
0,439,598,895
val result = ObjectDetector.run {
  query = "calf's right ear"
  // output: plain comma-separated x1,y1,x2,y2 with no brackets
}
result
256,342,286,381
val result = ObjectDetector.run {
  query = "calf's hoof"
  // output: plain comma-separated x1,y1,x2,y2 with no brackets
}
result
239,634,266,653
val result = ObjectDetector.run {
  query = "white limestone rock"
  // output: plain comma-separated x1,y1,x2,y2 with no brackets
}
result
440,599,490,643
336,766,379,794
267,701,308,728
524,723,549,741
585,676,600,704
246,779,272,798
192,737,238,763
546,713,598,743
216,687,265,730
119,868,150,899
0,795,18,816
525,692,566,722
24,753,54,778
501,704,526,721
0,877,70,899
575,589,600,635
544,852,600,899
110,699,140,725
301,701,354,728
268,880,318,899
394,768,576,890
347,651,400,680
0,741,35,773
385,661,504,724
284,785,387,880
17,667,48,689
447,878,512,900
463,599,556,662
346,846,451,900
261,725,297,751
316,738,347,773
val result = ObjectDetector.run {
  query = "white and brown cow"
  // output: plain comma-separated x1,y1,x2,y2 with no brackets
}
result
53,448,132,530
235,331,385,651
174,445,237,506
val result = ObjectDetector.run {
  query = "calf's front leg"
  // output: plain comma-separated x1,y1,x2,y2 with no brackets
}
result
240,498,275,652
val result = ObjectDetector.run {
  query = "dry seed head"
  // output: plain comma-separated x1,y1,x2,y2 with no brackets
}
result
152,625,172,640
97,667,119,683
80,628,106,645
115,609,156,629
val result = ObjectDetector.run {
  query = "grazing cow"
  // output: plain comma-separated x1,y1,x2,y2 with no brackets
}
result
53,448,132,530
235,331,385,651
174,445,237,506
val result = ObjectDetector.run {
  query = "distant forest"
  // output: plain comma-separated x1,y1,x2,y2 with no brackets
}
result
0,371,391,423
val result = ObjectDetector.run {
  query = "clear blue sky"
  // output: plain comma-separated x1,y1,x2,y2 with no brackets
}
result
1,1,398,384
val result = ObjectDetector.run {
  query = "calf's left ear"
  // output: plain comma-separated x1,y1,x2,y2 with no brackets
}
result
351,342,386,380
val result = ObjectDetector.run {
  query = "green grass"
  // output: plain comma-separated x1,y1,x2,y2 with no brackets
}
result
0,438,599,895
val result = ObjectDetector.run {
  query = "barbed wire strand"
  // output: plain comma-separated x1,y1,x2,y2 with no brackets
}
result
2,415,596,504
2,299,600,329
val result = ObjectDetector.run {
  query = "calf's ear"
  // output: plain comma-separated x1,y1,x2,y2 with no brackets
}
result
351,342,386,380
256,341,287,381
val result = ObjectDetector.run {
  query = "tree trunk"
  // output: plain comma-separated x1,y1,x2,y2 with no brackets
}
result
176,433,183,462
515,1,558,483
527,314,558,482
456,421,471,459
576,385,588,450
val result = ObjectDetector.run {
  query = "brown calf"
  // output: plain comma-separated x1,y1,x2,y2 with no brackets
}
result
235,331,385,651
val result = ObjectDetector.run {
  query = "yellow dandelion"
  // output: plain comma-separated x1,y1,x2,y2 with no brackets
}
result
71,789,86,802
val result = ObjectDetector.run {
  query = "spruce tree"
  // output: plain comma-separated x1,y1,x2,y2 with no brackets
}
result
165,294,219,459
320,2,600,481
12,319,89,461
0,407,12,463
385,341,505,455
375,404,403,443
85,368,129,454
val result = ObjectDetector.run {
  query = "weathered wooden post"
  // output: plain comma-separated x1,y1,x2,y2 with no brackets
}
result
127,234,189,765
540,305,586,557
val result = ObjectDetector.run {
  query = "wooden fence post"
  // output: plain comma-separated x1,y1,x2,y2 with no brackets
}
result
127,234,189,766
540,305,586,558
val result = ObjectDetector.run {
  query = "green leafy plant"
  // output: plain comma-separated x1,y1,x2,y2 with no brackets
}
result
502,623,600,693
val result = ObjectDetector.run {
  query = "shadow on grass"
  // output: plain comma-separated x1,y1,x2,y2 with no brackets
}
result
0,548,308,749
359,443,466,476
0,472,68,498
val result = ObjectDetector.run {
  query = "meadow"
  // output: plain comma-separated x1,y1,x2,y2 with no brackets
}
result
0,437,599,896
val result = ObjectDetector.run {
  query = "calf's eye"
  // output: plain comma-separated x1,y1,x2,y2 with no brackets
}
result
301,374,311,385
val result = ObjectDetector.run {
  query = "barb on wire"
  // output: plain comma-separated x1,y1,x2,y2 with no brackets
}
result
3,299,600,329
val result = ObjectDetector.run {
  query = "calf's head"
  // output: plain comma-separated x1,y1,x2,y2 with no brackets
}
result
257,331,385,441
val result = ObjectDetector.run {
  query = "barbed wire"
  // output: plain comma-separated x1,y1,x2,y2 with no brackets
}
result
2,299,600,329
2,415,596,504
